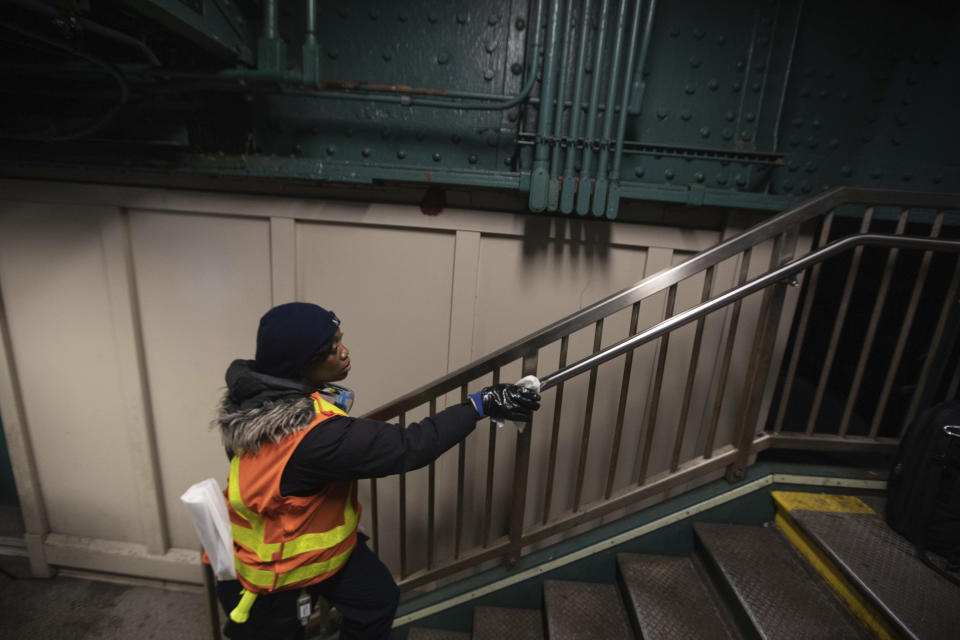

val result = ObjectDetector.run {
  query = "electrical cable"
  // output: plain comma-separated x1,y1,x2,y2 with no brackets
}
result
0,20,129,141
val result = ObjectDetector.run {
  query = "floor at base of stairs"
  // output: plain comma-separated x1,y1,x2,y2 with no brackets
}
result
0,555,211,640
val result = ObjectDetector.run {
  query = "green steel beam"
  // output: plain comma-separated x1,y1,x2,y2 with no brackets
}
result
120,0,252,63
180,159,801,210
1,0,957,216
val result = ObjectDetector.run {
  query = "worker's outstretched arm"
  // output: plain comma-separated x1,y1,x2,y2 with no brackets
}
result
280,384,540,494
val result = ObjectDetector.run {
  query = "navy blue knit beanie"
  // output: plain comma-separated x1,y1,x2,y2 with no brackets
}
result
254,302,341,379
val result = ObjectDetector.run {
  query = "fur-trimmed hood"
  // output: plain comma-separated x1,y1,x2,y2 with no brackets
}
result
214,360,316,455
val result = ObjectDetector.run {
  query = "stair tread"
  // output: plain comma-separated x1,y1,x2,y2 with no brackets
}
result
789,499,960,639
473,606,543,640
407,628,471,640
694,522,868,640
543,579,633,640
617,554,738,640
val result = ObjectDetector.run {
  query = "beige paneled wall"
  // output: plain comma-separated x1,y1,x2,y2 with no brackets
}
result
0,204,144,544
127,211,274,550
0,179,797,585
296,222,457,415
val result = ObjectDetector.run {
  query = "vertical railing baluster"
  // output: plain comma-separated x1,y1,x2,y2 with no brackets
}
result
902,254,960,432
482,369,500,548
574,320,604,510
672,267,714,472
838,209,909,436
506,352,539,567
398,412,407,579
638,284,677,483
805,209,874,435
543,335,569,523
705,248,753,457
773,212,834,434
370,477,378,556
728,226,799,481
455,384,467,558
605,302,640,498
427,398,436,570
869,213,944,438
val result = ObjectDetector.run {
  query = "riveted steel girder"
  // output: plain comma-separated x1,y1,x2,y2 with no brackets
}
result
120,0,252,63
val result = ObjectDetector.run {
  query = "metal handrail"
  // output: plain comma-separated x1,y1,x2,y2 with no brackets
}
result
538,233,960,391
372,189,960,592
364,186,960,420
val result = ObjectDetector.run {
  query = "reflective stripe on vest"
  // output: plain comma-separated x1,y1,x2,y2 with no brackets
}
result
234,545,354,589
228,394,358,590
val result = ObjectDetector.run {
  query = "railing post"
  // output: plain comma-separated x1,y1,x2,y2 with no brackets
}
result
727,229,799,482
506,351,539,568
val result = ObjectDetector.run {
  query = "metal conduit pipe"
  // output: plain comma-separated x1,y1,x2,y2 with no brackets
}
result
256,0,285,72
262,0,278,39
304,0,316,42
9,0,161,66
575,0,614,215
529,0,566,212
590,0,631,217
606,0,654,218
538,233,960,391
627,0,657,116
559,0,595,214
301,0,319,84
547,0,578,211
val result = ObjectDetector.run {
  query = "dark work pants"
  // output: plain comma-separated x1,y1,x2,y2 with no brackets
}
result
217,537,400,640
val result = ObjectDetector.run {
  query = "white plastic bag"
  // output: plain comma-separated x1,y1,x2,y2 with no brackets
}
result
180,478,236,581
492,375,542,434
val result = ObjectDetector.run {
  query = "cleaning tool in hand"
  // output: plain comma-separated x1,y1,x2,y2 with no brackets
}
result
469,376,542,432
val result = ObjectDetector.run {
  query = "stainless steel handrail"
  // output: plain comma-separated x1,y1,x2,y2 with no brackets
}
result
538,233,960,390
365,187,960,420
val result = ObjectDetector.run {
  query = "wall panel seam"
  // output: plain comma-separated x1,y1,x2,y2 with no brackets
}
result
269,217,297,305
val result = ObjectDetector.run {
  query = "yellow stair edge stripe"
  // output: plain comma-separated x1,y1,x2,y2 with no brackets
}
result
772,490,875,514
773,499,897,640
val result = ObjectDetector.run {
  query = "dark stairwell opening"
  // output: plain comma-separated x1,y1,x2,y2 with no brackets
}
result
765,206,960,467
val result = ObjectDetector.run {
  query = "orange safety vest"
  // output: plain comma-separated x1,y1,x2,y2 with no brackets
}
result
226,392,360,594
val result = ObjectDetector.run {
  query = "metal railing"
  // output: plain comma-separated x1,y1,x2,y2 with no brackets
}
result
360,186,960,591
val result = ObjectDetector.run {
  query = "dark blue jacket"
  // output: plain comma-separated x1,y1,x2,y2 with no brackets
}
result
280,403,478,496
219,359,479,497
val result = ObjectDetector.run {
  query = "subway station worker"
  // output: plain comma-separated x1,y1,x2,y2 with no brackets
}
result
213,302,541,639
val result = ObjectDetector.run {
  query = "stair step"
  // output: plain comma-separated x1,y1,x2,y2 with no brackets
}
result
617,554,739,640
543,579,634,640
694,522,869,640
777,493,960,639
473,606,543,640
407,628,471,640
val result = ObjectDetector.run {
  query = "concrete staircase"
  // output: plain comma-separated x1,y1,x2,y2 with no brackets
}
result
406,491,960,639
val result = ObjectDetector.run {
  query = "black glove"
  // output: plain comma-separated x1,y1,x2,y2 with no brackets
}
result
475,384,541,422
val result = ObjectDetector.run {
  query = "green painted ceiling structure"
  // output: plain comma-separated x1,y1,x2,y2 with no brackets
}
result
1,0,957,216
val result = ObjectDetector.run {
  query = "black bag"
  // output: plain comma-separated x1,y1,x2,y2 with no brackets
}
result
886,400,960,586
